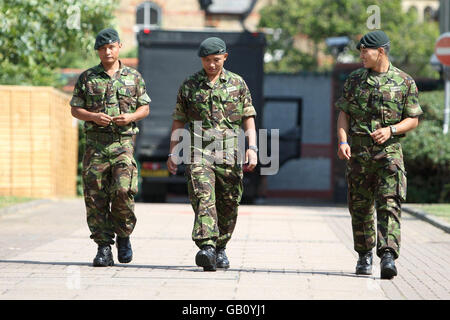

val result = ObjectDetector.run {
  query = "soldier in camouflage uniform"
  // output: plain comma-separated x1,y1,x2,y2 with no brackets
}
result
336,30,423,279
70,28,151,267
167,37,258,271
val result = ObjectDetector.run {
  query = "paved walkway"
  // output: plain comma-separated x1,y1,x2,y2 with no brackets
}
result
0,199,449,300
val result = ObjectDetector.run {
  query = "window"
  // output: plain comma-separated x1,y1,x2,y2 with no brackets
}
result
423,6,434,22
407,6,418,14
134,1,161,32
205,0,255,15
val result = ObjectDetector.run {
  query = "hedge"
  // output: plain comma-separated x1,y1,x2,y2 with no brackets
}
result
402,90,450,203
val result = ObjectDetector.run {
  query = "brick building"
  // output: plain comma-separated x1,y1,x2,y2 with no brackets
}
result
115,0,273,50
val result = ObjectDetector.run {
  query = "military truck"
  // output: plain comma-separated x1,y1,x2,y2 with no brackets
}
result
135,29,266,202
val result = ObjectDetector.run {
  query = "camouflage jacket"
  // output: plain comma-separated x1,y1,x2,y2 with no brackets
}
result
335,62,423,137
173,68,256,132
70,61,151,135
172,68,256,163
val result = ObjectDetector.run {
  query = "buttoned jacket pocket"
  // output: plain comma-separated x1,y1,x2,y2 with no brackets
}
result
222,95,242,123
187,94,210,121
381,88,404,125
85,84,105,112
118,86,137,113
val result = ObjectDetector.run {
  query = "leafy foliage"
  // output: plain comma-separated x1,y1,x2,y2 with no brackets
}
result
259,0,440,77
402,91,450,203
0,0,118,86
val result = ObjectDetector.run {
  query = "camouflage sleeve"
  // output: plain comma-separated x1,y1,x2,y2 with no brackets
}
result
335,77,352,114
402,80,423,118
136,74,151,107
241,79,257,118
172,85,188,123
69,73,86,108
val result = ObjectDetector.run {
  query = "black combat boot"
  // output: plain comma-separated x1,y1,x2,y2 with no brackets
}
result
216,247,230,269
93,245,114,267
355,251,372,275
195,245,216,271
116,236,133,263
380,249,397,279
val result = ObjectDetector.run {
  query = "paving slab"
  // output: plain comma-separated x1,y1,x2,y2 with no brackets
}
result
0,200,448,301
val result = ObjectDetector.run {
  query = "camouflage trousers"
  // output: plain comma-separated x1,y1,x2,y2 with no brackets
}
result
186,161,243,249
82,133,138,246
346,138,406,259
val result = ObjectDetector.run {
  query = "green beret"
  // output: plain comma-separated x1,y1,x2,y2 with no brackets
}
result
356,30,390,50
94,28,120,50
198,37,227,57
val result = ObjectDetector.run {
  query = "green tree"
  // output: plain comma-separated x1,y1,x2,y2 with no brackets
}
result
0,0,119,86
259,0,440,77
402,91,450,203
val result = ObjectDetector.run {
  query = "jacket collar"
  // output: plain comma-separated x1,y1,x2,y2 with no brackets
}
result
94,60,128,77
364,62,396,87
198,68,229,87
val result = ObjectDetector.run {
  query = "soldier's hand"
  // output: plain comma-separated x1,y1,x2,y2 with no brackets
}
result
92,113,112,126
245,149,258,172
370,127,391,145
167,156,178,175
338,143,351,160
112,114,134,126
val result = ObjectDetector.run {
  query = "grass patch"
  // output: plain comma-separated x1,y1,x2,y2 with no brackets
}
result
409,204,450,223
0,196,35,209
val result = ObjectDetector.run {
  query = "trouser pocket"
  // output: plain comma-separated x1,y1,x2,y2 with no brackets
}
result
379,161,407,202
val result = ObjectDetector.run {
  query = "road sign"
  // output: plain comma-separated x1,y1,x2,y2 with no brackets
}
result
435,33,450,134
435,32,450,66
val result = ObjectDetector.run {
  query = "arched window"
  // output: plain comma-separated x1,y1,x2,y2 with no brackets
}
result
134,1,161,32
407,6,418,15
423,6,434,22
406,5,419,21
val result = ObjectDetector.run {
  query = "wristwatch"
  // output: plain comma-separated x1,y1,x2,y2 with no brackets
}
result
389,125,397,136
248,145,258,152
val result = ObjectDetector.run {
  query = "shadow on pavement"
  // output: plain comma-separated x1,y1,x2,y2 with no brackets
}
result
0,259,364,279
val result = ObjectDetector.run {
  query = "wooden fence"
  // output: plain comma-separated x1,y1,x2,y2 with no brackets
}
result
0,86,78,198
